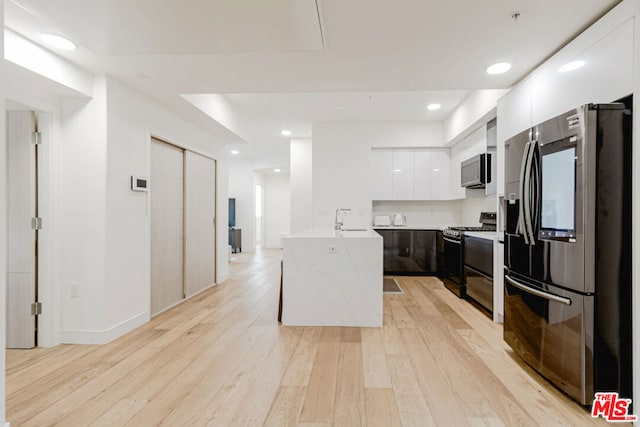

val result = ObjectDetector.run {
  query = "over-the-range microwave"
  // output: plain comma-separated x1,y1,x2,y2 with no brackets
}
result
461,153,491,189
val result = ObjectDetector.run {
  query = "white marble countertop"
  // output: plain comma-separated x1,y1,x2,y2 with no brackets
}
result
372,225,445,230
464,231,498,241
286,228,381,239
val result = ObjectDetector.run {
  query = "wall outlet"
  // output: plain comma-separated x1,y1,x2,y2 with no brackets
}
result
70,283,80,298
328,245,340,253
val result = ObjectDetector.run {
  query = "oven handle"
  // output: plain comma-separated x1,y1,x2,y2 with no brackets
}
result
443,237,461,244
505,275,572,305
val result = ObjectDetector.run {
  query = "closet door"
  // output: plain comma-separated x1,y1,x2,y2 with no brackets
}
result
150,138,184,315
184,151,216,297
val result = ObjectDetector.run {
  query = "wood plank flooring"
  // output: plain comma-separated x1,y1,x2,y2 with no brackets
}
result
6,249,617,426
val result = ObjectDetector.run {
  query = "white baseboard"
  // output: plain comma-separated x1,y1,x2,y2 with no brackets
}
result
217,271,230,283
60,311,149,345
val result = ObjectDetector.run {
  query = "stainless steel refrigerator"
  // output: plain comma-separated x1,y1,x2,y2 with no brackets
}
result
503,99,632,405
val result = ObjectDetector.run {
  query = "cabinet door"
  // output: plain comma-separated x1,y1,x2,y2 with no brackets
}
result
430,149,451,200
391,149,414,200
413,149,430,200
412,231,437,274
371,149,393,200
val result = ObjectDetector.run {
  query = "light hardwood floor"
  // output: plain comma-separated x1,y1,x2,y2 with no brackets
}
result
7,249,617,426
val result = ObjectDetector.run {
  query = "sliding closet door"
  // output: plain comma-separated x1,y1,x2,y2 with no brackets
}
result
184,151,216,297
150,138,184,315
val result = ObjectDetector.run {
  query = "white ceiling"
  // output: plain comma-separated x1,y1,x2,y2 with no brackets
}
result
4,0,622,166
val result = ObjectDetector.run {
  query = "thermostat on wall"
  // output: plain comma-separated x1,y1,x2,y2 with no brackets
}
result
131,176,149,192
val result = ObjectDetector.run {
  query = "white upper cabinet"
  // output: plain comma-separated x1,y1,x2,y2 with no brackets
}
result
391,149,414,200
413,148,430,200
429,149,450,200
371,148,393,200
371,148,455,201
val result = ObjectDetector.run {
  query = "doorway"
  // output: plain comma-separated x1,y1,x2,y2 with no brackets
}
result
6,110,39,349
255,184,263,248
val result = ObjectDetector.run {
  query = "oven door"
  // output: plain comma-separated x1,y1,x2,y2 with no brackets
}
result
504,273,593,404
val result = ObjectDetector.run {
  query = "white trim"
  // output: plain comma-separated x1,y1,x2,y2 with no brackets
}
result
60,311,149,345
217,272,230,284
151,282,219,319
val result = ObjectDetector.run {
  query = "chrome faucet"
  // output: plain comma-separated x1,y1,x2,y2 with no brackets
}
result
334,208,351,231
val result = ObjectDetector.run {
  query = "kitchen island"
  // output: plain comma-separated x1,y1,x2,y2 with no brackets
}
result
282,228,383,327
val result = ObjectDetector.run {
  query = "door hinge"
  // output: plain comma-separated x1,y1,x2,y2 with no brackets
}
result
31,131,42,145
31,217,43,230
31,302,42,316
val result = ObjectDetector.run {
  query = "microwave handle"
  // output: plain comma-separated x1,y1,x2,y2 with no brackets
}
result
505,275,572,305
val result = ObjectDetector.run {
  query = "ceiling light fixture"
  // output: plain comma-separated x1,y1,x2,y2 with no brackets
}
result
559,60,585,72
280,130,292,136
486,62,512,75
433,168,441,172
393,169,402,173
274,168,281,173
40,33,76,51
230,150,239,155
427,103,441,111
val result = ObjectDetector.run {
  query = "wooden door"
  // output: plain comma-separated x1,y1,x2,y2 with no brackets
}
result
184,151,216,297
6,111,38,348
150,138,185,315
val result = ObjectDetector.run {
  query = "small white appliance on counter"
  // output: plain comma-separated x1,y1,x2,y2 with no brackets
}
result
373,215,391,226
392,213,406,226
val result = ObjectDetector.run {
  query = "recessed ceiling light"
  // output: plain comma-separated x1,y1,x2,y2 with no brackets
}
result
274,168,281,173
280,130,292,136
427,103,441,111
486,62,512,75
433,168,441,172
393,169,402,173
559,60,585,72
230,150,239,155
40,33,76,51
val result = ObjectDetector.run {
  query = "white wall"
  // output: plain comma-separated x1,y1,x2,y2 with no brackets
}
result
372,200,462,227
57,75,229,344
263,173,291,248
444,89,508,145
0,6,7,424
311,122,444,229
228,158,256,252
290,138,312,233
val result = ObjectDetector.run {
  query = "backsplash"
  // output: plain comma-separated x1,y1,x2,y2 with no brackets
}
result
373,194,497,227
372,200,464,227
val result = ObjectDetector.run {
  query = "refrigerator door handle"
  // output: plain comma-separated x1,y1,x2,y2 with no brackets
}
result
517,142,532,244
526,141,540,244
505,275,572,305
522,141,537,245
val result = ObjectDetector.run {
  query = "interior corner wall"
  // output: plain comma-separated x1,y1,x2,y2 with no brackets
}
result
263,173,291,248
228,158,256,252
290,138,312,233
311,122,444,229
